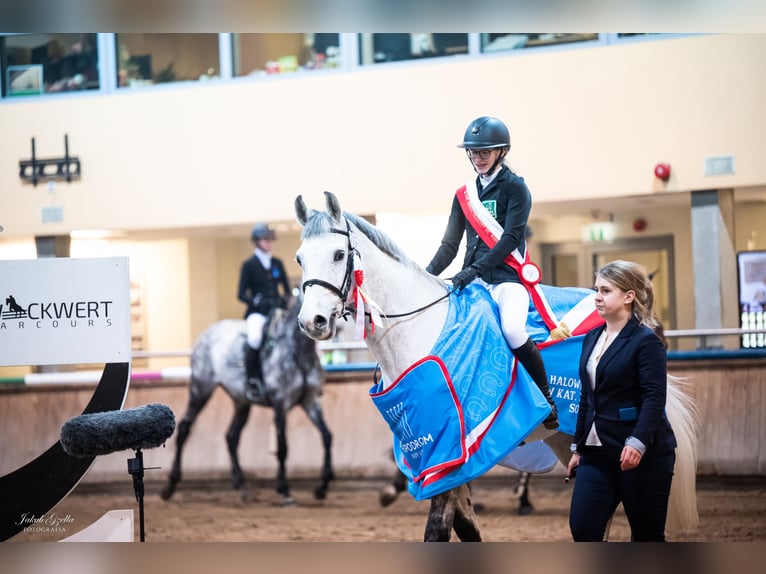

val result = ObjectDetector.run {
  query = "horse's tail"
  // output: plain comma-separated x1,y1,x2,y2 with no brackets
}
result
665,373,699,534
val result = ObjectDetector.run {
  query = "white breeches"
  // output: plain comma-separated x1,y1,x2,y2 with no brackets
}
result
246,312,267,349
476,278,531,349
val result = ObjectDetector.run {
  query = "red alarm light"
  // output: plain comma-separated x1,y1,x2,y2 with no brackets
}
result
654,163,671,181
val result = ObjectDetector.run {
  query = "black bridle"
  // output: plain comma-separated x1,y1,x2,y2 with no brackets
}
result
300,216,452,322
301,218,357,307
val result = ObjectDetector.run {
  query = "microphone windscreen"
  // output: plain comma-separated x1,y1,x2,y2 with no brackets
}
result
60,403,176,457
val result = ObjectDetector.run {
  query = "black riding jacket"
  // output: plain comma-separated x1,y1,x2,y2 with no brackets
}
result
427,165,532,285
237,253,291,317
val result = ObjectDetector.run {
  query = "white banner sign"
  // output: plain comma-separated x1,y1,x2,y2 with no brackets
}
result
0,257,131,366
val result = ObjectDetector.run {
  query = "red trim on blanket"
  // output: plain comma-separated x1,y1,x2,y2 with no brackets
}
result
419,359,519,488
371,356,469,483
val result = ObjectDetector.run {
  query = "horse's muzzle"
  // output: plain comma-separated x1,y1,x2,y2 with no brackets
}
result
297,313,335,341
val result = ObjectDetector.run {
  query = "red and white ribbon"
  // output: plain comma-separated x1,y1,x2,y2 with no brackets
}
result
353,269,384,339
455,181,561,333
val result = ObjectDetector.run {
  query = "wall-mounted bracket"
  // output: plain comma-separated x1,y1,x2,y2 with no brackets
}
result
19,134,81,186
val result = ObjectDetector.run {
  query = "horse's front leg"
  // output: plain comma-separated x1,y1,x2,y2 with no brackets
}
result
160,383,212,501
425,484,481,542
272,402,293,505
425,490,456,541
226,402,251,496
451,483,482,541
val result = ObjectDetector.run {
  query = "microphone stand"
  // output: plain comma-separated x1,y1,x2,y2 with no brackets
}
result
127,449,146,542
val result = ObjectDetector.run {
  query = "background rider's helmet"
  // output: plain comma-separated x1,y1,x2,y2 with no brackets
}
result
457,116,510,149
251,223,276,241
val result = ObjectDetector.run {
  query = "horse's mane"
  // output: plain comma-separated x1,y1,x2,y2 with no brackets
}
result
302,208,437,279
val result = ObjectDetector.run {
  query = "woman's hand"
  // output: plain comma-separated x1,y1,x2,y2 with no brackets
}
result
620,445,642,471
565,453,580,483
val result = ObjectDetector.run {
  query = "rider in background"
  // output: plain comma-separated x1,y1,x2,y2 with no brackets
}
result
426,116,558,430
238,223,291,402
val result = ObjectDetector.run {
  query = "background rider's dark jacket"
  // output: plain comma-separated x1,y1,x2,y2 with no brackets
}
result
237,254,291,317
573,316,677,458
427,165,531,284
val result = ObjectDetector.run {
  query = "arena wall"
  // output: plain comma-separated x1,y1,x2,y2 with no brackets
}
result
1,356,763,488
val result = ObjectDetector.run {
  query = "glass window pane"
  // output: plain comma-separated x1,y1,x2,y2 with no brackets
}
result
233,33,341,76
481,33,598,53
358,34,468,65
2,33,99,96
116,34,220,88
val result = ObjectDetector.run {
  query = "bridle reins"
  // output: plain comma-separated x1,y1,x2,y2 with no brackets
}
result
300,217,452,322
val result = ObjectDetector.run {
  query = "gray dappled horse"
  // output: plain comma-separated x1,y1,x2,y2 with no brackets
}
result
160,297,334,504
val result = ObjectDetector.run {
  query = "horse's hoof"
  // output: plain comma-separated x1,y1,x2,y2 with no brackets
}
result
379,484,399,507
314,486,327,500
281,496,295,507
518,504,534,516
159,486,174,501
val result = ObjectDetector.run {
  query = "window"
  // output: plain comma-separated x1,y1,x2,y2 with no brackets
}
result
358,34,468,64
116,34,220,88
1,33,99,96
481,33,598,53
232,34,341,76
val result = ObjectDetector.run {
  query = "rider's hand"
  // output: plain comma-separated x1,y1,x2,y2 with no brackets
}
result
451,266,479,291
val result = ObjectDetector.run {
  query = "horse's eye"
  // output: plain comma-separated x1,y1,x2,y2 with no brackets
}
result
333,250,345,263
295,255,302,268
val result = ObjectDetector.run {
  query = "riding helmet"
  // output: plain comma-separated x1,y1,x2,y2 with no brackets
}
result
251,223,276,241
457,116,510,149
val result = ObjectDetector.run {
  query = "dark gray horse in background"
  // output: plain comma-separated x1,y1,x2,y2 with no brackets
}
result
160,296,334,504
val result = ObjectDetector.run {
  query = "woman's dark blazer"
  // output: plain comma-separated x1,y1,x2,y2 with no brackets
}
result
573,316,677,459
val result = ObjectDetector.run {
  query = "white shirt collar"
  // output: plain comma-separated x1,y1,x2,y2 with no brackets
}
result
479,164,503,187
254,247,272,270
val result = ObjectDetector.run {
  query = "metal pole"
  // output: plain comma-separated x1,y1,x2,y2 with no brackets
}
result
31,137,38,187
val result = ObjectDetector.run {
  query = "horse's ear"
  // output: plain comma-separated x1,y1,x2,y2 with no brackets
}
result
295,195,310,226
324,191,343,225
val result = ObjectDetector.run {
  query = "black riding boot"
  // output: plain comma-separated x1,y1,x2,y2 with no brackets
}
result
244,344,264,402
513,338,559,429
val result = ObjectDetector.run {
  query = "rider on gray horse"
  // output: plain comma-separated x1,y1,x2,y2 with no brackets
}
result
238,223,291,402
426,116,559,430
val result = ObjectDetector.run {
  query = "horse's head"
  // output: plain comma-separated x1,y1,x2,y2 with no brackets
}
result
294,192,354,340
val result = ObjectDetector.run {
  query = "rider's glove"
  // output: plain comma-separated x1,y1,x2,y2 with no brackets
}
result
451,265,479,291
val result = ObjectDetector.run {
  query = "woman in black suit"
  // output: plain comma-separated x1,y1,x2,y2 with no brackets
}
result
567,260,676,541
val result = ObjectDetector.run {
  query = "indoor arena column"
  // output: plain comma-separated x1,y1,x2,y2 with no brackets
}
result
690,188,738,349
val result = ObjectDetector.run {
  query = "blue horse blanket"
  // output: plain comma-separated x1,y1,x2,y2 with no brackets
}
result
369,283,603,499
369,285,550,500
